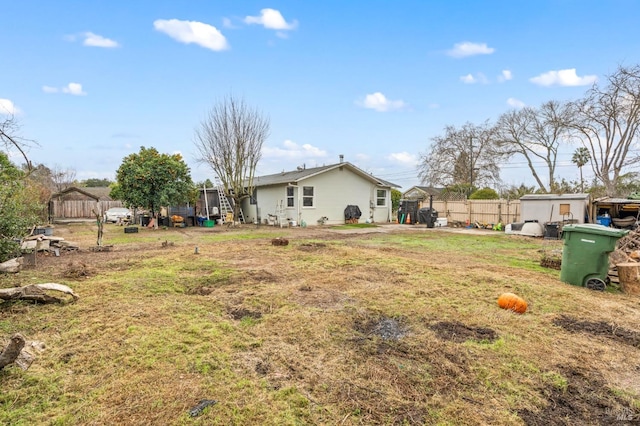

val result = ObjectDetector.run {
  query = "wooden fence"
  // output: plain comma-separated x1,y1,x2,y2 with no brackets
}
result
50,200,123,219
427,199,521,225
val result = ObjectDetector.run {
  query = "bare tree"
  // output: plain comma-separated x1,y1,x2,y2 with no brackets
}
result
569,64,640,196
194,95,270,223
50,165,77,193
495,100,572,193
0,113,35,171
418,121,502,190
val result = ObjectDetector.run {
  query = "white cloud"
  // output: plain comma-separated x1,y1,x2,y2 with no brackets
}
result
460,74,476,84
506,97,526,108
359,92,406,112
222,18,235,29
355,153,371,162
387,152,418,166
529,68,597,87
498,70,512,82
62,83,87,96
262,140,328,159
0,98,20,115
44,83,86,95
83,32,119,48
460,73,488,84
447,42,495,58
154,19,229,51
244,8,297,30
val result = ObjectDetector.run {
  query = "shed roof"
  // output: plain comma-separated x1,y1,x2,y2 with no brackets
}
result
252,162,400,188
520,193,590,201
51,186,114,201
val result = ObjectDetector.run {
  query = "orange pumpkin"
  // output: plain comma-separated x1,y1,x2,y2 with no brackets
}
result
497,292,527,314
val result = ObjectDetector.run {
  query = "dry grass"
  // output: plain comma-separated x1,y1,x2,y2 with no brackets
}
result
1,223,640,425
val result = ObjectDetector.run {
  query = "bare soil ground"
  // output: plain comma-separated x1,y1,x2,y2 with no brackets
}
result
1,223,640,425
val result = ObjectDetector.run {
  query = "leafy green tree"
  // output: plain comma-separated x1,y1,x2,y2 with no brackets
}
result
441,183,476,199
111,147,195,217
391,189,402,213
469,187,499,199
571,147,591,193
0,152,42,261
81,178,113,187
499,184,537,200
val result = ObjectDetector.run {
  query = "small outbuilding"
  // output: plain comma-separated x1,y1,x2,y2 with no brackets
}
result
519,193,591,225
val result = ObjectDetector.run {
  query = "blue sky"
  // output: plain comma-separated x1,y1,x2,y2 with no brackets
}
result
2,0,639,190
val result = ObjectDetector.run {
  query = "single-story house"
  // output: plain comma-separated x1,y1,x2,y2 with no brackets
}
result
519,193,591,225
241,161,400,226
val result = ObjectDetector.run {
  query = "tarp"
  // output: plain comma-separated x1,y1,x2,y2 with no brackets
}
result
344,205,362,220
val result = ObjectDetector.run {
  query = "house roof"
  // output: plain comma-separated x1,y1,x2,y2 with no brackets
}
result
594,197,640,205
252,162,400,188
403,186,442,196
51,186,114,201
520,193,590,201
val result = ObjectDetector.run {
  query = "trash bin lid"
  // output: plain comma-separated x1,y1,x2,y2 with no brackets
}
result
562,223,629,238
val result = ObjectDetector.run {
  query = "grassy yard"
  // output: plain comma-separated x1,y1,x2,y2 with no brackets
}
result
1,223,639,425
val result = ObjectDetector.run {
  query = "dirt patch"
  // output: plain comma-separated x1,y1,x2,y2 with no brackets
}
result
291,288,354,310
429,321,498,343
297,242,327,252
552,315,640,348
540,255,562,270
188,286,214,296
228,307,262,321
63,261,94,278
354,315,408,341
518,367,635,425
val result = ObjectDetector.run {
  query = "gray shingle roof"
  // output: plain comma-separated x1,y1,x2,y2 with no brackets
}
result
251,162,400,188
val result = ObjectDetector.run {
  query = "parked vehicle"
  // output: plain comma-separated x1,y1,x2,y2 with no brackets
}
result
103,207,132,223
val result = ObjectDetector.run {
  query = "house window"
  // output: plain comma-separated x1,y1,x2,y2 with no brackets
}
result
303,186,314,207
376,189,387,207
559,204,570,215
287,187,294,207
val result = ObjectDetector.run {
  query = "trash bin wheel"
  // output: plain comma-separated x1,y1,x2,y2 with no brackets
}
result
585,278,606,291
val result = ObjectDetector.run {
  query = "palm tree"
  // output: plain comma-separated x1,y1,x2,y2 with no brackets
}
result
572,147,591,192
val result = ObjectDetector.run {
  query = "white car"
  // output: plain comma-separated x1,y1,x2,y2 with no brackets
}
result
104,207,132,223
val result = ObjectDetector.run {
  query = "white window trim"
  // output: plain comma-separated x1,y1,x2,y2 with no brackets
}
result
287,187,295,208
302,186,315,209
376,189,387,207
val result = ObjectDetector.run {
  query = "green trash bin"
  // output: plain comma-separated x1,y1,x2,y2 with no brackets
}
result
560,224,629,290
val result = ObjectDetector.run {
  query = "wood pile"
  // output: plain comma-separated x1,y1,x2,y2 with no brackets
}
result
609,228,640,290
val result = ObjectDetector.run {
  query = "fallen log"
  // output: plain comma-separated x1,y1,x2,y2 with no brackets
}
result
0,283,79,303
0,257,24,274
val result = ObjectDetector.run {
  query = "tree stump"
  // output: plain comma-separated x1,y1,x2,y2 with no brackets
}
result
0,333,25,370
616,262,640,295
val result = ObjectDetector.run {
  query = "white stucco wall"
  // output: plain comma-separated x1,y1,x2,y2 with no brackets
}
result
520,198,588,224
242,166,393,225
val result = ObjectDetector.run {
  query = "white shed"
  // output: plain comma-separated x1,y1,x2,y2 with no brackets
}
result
519,194,591,225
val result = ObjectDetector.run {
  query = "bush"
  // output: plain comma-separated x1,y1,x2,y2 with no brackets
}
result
469,187,499,200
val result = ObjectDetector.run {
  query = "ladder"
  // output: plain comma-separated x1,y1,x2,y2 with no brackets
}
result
217,182,245,224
